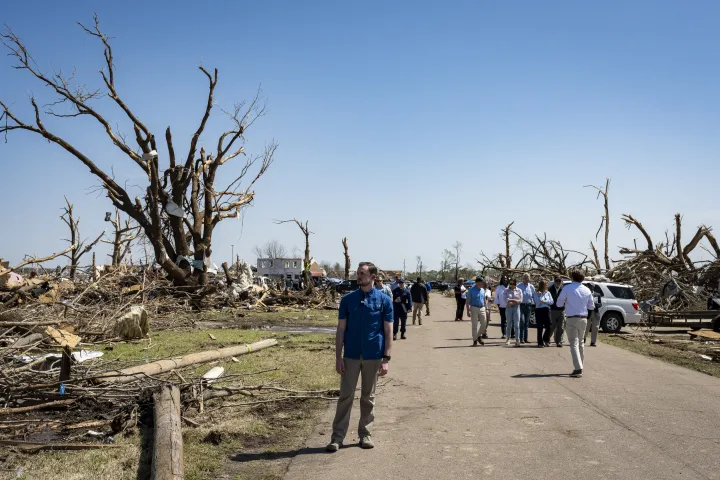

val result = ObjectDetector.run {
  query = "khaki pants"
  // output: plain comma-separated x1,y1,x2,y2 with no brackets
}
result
566,316,587,371
485,305,491,331
584,311,600,344
550,310,566,345
425,292,430,315
331,357,382,442
412,302,425,324
470,306,487,341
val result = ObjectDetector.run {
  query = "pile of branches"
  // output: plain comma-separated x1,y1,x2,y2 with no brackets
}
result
607,214,720,310
0,327,336,452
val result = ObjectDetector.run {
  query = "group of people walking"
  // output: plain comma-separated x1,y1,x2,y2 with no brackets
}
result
456,271,598,377
326,262,598,454
374,275,430,340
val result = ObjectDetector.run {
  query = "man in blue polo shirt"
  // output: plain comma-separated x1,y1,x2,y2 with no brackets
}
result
326,262,394,452
466,277,487,346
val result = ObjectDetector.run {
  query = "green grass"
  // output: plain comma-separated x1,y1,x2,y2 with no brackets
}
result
188,308,338,329
6,328,337,480
601,333,720,378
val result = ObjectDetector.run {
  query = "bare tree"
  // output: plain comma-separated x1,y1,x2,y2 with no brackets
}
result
0,16,275,287
275,219,313,292
441,249,455,281
252,240,287,260
585,178,611,271
102,208,140,267
60,197,104,280
416,256,423,278
342,237,350,281
452,241,463,280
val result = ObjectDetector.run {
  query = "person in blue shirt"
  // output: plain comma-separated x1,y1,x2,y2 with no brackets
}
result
533,280,554,347
424,280,432,316
517,273,536,344
326,262,393,452
392,279,413,340
465,277,487,346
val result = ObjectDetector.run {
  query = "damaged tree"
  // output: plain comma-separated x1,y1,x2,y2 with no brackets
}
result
0,16,275,287
342,237,350,281
478,223,594,278
60,198,104,280
585,178,611,271
102,208,140,267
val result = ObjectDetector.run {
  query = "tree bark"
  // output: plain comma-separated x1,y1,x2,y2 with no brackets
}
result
95,339,277,384
152,385,184,480
342,237,350,281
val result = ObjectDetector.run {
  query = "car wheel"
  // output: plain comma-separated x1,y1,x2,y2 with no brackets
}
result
601,313,622,333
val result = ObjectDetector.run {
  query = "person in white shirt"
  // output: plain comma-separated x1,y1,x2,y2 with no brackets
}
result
556,270,595,377
503,278,524,347
483,281,492,338
494,276,508,339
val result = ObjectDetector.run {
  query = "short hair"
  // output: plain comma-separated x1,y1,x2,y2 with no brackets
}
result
571,270,585,282
538,280,548,292
458,277,464,282
522,273,531,282
417,277,421,282
358,262,378,275
509,278,517,285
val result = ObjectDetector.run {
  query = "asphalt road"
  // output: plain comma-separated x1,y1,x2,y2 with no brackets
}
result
285,293,720,480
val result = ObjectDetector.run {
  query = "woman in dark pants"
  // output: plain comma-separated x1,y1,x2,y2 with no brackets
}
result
533,280,554,347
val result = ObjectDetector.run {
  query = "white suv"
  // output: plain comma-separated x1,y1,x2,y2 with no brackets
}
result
563,281,642,332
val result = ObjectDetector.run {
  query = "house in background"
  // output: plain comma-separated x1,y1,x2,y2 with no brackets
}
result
256,257,326,284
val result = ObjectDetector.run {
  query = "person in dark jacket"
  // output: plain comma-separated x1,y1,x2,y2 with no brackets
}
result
548,277,566,347
392,279,412,340
410,278,428,326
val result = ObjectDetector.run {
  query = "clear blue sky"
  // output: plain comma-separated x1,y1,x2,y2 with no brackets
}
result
2,0,719,272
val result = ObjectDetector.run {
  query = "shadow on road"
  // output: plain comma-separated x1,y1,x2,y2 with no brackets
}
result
434,344,502,349
231,446,327,463
512,373,572,378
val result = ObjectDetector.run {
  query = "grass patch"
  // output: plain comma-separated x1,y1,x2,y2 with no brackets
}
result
189,308,338,329
601,333,720,378
5,328,337,480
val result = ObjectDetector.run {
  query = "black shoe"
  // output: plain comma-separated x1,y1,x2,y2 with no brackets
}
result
401,334,407,340
481,333,488,339
556,343,563,347
570,369,583,378
590,343,596,347
393,335,397,341
473,340,478,346
537,344,544,348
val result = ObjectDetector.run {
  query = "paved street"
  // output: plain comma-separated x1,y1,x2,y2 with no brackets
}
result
285,293,720,480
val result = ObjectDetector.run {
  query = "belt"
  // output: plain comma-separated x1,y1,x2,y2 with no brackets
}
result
470,304,485,308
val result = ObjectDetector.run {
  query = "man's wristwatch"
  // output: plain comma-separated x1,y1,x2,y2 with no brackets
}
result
382,355,391,362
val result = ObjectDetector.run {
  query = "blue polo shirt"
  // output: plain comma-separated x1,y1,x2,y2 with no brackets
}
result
467,286,486,307
339,288,394,360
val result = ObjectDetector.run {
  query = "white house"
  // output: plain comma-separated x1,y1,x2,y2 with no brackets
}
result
256,257,326,282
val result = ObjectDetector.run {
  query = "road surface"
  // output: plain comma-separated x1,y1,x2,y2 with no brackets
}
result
285,293,720,480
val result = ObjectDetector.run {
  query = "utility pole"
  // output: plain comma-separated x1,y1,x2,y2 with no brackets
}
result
230,245,234,268
403,259,406,278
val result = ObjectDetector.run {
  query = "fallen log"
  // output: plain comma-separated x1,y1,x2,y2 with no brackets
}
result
0,439,121,451
0,399,75,415
152,385,183,480
95,339,278,385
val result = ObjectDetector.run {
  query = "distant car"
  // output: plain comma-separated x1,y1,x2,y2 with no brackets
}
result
564,281,641,333
429,281,449,292
335,280,358,294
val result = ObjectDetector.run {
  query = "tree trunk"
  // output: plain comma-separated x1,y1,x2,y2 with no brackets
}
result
304,229,312,292
603,178,610,271
342,237,350,281
152,385,184,480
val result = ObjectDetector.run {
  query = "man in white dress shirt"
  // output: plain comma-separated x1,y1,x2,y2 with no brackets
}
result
556,270,595,377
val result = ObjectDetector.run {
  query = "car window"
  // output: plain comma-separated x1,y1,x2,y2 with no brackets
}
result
607,286,635,299
594,285,604,296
